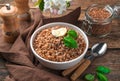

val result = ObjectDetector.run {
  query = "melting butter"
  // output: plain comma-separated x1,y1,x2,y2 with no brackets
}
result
52,28,67,37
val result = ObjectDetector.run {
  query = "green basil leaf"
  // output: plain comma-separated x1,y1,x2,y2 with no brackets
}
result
85,74,95,81
66,1,70,8
96,66,111,74
63,36,78,48
39,0,44,11
67,30,78,39
97,72,108,81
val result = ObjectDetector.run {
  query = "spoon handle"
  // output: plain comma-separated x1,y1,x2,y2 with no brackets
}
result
70,59,91,81
62,59,85,76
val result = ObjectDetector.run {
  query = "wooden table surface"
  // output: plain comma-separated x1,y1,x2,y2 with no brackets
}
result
0,0,120,81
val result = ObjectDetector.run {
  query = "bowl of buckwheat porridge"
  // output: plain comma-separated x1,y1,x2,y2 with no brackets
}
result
30,22,89,70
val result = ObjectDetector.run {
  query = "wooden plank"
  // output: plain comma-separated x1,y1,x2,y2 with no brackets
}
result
0,0,120,81
38,50,120,81
78,0,120,10
0,0,12,4
76,50,120,81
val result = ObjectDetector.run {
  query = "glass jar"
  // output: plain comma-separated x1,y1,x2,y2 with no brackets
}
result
113,4,120,19
82,4,114,37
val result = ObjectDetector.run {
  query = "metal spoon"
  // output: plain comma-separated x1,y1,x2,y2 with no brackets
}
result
62,43,107,76
86,42,107,60
71,43,107,81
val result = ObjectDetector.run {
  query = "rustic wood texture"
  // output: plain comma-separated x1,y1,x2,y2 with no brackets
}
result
0,0,120,81
77,50,120,81
88,19,120,49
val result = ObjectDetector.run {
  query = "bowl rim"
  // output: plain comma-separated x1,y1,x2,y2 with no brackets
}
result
30,22,89,64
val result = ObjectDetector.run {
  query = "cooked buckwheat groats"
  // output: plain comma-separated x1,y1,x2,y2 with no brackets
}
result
33,26,86,62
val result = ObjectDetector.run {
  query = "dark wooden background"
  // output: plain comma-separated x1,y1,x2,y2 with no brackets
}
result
0,0,120,81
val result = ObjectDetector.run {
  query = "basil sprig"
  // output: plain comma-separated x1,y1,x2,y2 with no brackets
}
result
63,36,77,48
66,1,71,8
85,74,95,81
67,30,78,39
84,66,111,81
39,0,44,11
63,30,78,48
97,72,108,81
35,0,44,11
96,66,111,74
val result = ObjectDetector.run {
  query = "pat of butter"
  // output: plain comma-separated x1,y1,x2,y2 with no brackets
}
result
52,28,67,37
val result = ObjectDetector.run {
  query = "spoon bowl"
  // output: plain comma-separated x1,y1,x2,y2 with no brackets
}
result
91,43,107,57
70,43,108,81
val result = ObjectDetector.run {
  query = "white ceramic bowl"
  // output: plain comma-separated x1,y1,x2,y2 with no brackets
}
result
30,22,89,70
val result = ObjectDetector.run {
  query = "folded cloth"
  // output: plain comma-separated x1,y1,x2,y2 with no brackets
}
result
0,7,81,81
43,7,81,25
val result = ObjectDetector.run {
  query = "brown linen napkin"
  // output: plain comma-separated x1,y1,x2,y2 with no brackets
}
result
0,7,81,81
43,7,81,25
